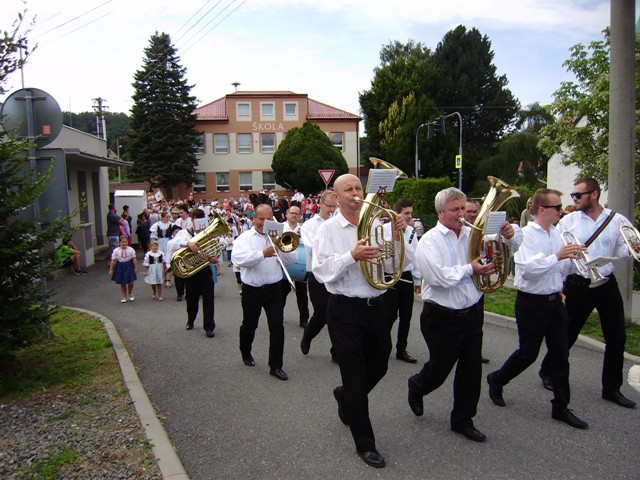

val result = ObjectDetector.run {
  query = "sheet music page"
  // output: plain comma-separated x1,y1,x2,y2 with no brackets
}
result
265,220,284,237
484,211,507,235
366,169,397,194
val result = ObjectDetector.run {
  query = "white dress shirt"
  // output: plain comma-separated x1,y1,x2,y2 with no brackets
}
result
233,227,297,287
301,215,325,272
166,229,194,267
514,222,572,295
558,208,630,277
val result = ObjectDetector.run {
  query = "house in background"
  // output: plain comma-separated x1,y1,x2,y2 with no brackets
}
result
176,90,361,201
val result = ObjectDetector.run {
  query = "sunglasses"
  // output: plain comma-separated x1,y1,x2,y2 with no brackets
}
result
541,204,563,211
570,190,594,200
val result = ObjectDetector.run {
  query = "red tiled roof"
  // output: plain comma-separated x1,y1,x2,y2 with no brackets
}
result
194,98,227,120
308,98,361,120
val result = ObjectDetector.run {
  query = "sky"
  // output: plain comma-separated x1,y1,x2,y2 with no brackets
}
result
0,0,628,124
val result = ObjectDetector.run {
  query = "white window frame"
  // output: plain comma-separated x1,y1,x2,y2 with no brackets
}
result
214,133,229,154
192,172,206,193
239,172,253,191
216,172,229,192
284,102,298,120
237,133,252,154
262,171,276,190
237,102,251,120
194,132,205,155
330,132,344,151
261,133,275,153
260,102,275,120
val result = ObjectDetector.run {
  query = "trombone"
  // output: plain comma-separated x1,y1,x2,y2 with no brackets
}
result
267,230,300,290
561,231,609,288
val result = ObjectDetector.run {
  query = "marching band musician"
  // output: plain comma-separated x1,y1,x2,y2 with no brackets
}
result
233,204,297,381
538,178,636,409
407,187,518,443
280,205,310,328
312,174,410,468
487,188,589,428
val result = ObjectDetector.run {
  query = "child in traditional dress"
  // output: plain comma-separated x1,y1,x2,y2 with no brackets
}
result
143,240,167,301
109,235,138,303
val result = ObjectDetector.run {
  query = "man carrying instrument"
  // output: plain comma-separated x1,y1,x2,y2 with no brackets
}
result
383,199,420,364
281,205,310,328
538,178,636,409
407,187,518,443
233,204,297,381
300,189,338,356
487,188,589,428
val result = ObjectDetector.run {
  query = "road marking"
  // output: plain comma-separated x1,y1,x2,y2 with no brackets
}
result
629,365,640,393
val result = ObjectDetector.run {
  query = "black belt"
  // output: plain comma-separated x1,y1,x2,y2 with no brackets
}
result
242,281,280,291
566,273,613,289
426,301,475,319
332,293,382,307
517,290,561,302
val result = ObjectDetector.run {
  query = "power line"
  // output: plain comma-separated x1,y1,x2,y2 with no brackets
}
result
32,0,113,40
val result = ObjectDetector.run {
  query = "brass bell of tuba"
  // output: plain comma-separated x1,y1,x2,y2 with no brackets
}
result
355,157,407,290
620,222,640,262
466,176,520,293
170,211,230,279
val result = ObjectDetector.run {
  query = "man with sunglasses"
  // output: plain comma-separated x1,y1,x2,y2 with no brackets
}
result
539,178,636,409
487,188,589,429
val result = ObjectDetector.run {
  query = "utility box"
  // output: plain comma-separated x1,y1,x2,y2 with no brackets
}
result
114,190,147,245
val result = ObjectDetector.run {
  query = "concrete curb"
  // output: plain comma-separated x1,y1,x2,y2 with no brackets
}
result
68,307,190,480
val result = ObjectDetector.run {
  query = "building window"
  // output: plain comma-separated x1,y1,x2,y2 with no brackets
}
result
284,102,297,118
237,102,251,119
262,171,276,190
193,172,206,193
216,172,229,192
239,172,253,191
330,132,343,151
214,134,229,154
260,102,275,120
194,132,205,154
261,133,275,153
237,133,252,154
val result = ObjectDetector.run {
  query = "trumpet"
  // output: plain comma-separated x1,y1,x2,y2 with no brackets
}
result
561,231,609,288
267,230,300,290
620,222,640,262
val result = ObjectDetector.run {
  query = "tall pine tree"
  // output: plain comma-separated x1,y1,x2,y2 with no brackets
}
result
128,32,199,197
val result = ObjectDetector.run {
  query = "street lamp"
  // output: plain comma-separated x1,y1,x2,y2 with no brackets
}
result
414,123,428,178
443,112,463,191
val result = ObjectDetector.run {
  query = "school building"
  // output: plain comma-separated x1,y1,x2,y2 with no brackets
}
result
176,90,361,200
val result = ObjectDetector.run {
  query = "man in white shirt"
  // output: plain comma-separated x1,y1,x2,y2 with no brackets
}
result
487,188,589,428
312,174,407,469
280,205,309,327
408,187,517,443
232,204,297,381
538,178,636,409
300,189,338,356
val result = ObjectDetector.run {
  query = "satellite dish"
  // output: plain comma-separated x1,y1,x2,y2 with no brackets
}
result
1,87,63,147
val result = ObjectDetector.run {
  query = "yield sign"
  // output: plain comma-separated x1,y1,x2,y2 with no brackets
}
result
318,169,335,187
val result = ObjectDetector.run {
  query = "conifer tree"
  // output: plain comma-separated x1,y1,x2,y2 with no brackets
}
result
128,32,199,197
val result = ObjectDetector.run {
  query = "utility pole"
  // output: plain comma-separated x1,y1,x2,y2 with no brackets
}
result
92,97,108,141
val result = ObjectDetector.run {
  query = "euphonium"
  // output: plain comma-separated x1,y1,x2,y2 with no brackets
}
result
620,222,640,262
561,230,609,288
467,176,520,293
170,211,230,279
355,157,407,290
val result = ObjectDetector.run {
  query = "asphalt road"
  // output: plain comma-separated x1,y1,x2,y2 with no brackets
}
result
50,261,640,480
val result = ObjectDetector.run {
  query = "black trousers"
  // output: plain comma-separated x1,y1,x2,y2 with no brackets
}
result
327,294,391,452
383,271,414,353
305,273,330,341
281,278,310,323
409,300,483,429
175,275,185,297
240,282,285,369
495,291,570,413
540,274,626,394
184,267,215,331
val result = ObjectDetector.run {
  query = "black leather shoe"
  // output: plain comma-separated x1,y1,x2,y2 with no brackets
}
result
539,372,554,391
396,351,418,363
242,354,255,367
333,387,349,425
602,391,637,409
205,330,215,338
300,335,310,355
176,295,183,301
481,356,490,364
552,408,588,429
299,320,308,329
487,372,506,407
357,450,385,468
407,379,424,416
270,368,288,381
185,322,194,331
451,425,487,442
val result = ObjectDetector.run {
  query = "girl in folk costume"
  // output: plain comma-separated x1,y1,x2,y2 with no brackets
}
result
143,240,167,301
109,236,138,303
150,211,173,288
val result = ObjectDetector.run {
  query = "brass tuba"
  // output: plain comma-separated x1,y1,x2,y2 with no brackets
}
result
466,176,520,293
170,211,230,279
355,157,407,290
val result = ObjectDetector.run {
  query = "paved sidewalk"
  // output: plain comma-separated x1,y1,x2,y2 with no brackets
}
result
51,263,640,480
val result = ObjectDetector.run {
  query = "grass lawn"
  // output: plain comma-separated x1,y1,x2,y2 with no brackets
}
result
484,287,640,357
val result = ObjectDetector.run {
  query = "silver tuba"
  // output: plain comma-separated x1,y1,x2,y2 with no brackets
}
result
561,230,609,288
620,221,640,262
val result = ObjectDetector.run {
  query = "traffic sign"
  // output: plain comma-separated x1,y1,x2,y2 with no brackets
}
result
455,154,463,169
318,169,335,187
